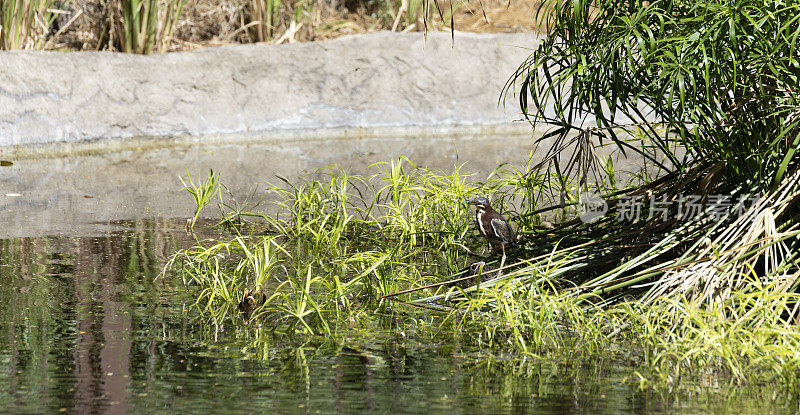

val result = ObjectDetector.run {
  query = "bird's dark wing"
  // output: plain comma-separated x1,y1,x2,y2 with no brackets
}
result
490,218,515,244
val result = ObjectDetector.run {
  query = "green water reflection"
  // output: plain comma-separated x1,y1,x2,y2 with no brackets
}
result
0,220,791,414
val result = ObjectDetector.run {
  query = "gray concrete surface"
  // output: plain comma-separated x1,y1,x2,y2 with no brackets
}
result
0,31,538,154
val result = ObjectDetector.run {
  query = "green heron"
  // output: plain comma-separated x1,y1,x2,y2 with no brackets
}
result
466,196,515,270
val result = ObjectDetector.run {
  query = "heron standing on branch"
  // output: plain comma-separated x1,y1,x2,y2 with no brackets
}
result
467,196,515,271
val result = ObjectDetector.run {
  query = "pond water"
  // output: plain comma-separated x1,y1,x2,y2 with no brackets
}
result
0,136,790,413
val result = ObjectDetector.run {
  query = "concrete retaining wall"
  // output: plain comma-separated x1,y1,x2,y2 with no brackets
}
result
0,32,538,154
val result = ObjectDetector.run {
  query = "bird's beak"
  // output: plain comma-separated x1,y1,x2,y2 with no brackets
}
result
466,198,478,205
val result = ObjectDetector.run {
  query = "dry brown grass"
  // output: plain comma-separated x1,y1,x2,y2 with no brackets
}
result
51,0,108,50
45,0,538,51
451,0,540,33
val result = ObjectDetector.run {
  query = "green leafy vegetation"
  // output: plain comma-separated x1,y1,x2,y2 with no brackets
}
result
489,0,800,393
0,0,62,49
165,155,800,399
119,0,186,54
163,0,800,400
166,158,543,335
502,0,800,315
180,169,220,231
515,0,799,185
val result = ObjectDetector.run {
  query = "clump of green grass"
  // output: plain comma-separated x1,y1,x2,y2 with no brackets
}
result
165,159,533,335
623,287,800,394
0,0,62,49
440,260,800,397
162,0,800,400
117,0,186,54
164,153,800,398
245,0,314,43
179,169,220,231
449,264,800,396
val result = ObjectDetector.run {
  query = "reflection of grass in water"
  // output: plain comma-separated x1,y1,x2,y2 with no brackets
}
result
0,238,54,386
0,224,190,409
166,156,800,400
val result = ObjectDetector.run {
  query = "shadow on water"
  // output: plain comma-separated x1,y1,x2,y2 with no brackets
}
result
0,140,789,414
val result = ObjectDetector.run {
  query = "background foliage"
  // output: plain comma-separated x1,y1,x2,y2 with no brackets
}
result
512,0,800,187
